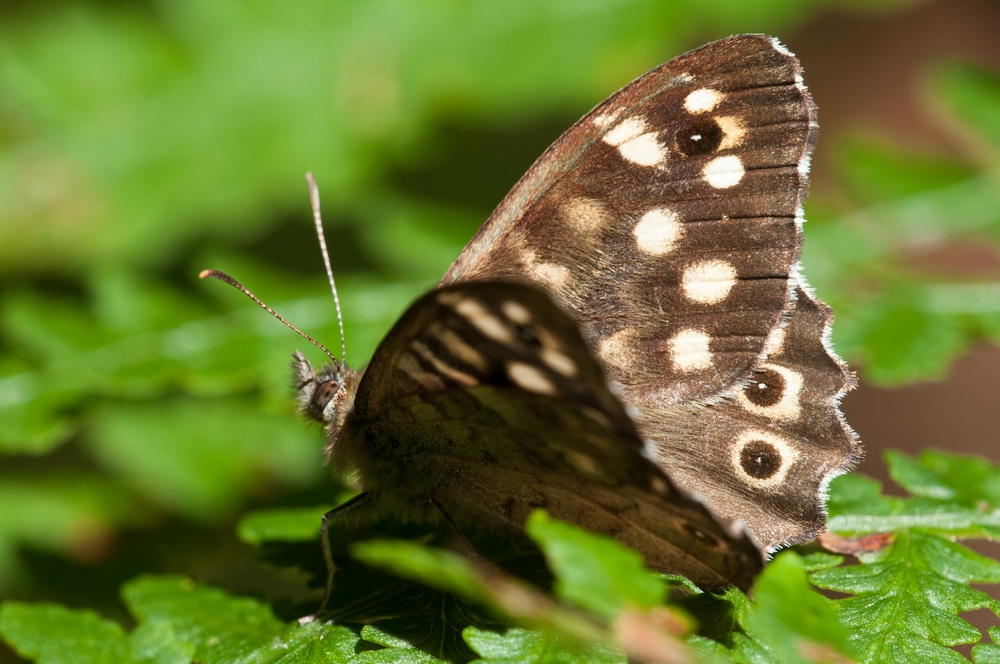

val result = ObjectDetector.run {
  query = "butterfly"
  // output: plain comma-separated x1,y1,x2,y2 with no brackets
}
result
208,34,860,596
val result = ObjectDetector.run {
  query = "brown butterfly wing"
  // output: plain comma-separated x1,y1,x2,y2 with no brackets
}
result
441,34,816,407
333,281,763,590
437,35,861,550
643,284,861,551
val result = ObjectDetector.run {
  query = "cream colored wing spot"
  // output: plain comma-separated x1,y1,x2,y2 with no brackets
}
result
603,116,666,166
730,430,800,490
682,259,737,304
521,249,571,290
716,116,746,150
581,406,613,431
432,324,489,372
598,328,635,370
453,299,515,344
737,364,803,420
399,351,446,391
649,475,670,497
633,207,684,256
668,328,712,372
541,348,578,377
764,326,786,357
684,88,724,114
592,109,622,128
703,155,745,189
561,197,612,234
500,300,532,326
506,361,556,395
411,340,479,387
568,451,599,475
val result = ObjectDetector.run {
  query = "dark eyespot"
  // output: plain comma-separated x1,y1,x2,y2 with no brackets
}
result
739,440,782,480
518,325,540,346
744,368,785,407
675,117,723,157
312,379,340,411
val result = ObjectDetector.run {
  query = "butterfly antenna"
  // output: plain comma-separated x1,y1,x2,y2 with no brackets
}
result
199,269,340,369
305,172,347,368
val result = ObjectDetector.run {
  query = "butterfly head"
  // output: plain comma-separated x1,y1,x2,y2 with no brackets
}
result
292,350,359,433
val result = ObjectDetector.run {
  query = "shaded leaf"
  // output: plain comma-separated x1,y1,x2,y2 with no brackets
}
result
464,626,624,664
525,510,666,621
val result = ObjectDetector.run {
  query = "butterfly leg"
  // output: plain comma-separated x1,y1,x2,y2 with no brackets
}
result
430,497,480,563
317,491,373,616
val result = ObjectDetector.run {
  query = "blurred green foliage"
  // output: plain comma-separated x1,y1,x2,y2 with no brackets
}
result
2,0,1000,662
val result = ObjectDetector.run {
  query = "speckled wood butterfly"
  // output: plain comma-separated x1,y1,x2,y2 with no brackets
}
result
207,34,860,594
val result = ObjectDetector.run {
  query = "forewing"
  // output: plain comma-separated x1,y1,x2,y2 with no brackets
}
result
441,35,817,407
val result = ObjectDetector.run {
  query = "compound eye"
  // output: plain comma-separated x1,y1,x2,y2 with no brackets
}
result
312,379,340,411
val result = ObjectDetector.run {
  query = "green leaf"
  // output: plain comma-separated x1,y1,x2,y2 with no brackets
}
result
2,575,361,664
0,602,136,664
797,551,844,572
127,621,194,664
938,62,1000,153
525,510,666,621
351,539,492,606
349,535,641,660
355,625,450,663
346,540,502,662
744,551,857,664
828,451,1000,539
85,398,320,522
837,136,973,204
123,575,359,664
237,505,334,545
973,627,1000,664
123,575,286,662
0,472,146,589
464,626,625,664
812,531,1000,663
816,451,1000,664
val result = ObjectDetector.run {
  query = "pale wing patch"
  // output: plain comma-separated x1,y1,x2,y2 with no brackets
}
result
730,430,800,490
682,259,737,304
703,155,745,189
668,329,712,372
592,109,622,128
716,116,746,150
737,364,803,420
411,340,479,387
598,328,635,370
764,326,786,356
567,451,599,475
633,207,683,256
501,300,532,326
618,134,667,166
561,197,611,234
521,249,571,290
434,325,489,372
506,361,556,395
541,348,578,377
603,116,666,166
603,116,647,145
684,88,724,113
399,352,446,390
453,299,514,343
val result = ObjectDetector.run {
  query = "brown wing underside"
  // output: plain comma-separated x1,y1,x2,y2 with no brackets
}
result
441,35,817,406
337,281,763,590
644,284,861,551
437,35,860,551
